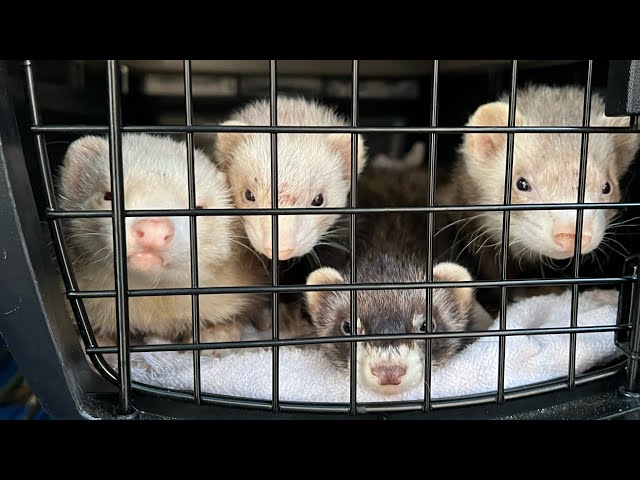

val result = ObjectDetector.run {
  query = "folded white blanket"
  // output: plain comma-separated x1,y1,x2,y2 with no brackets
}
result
118,288,623,402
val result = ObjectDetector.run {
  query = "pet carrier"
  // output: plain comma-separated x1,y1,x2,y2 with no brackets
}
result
0,59,639,419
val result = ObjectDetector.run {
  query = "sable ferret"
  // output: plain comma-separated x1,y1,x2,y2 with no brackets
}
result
57,133,270,349
304,164,493,395
441,84,640,311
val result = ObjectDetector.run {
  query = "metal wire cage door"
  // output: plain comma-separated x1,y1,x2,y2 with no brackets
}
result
0,59,639,419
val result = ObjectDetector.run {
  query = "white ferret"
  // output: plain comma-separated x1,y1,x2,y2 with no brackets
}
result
57,133,269,349
442,84,640,306
214,96,367,261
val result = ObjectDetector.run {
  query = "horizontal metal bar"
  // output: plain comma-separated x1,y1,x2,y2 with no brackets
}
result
31,124,639,134
46,201,640,220
357,402,425,414
276,403,350,414
430,362,624,409
86,323,630,354
32,125,109,134
129,380,274,410
67,276,629,299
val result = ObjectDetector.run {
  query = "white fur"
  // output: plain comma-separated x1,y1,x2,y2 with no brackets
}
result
216,96,367,259
357,343,424,394
456,85,640,262
58,133,267,340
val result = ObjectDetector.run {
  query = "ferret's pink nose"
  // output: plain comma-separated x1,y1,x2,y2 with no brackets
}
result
553,232,592,252
371,364,407,386
133,218,175,250
263,246,295,260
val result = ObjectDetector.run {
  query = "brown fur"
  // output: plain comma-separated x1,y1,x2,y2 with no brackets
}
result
303,165,493,393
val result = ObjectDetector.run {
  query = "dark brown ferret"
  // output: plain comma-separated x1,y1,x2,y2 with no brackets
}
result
304,164,492,396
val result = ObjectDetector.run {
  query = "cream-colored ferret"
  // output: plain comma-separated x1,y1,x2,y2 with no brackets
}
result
57,133,270,349
442,84,640,308
214,96,367,262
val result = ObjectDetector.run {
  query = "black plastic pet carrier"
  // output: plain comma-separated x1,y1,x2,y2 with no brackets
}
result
0,59,639,419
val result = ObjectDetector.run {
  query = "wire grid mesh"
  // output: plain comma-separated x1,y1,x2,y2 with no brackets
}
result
23,59,639,415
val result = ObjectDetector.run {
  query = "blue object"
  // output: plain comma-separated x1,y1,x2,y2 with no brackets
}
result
1,335,51,420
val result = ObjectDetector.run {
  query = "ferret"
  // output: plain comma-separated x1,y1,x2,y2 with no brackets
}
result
370,140,426,170
304,166,493,396
442,84,640,311
57,133,270,351
214,96,367,262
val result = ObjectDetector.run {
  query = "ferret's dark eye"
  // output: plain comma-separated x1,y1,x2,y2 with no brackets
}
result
602,182,611,194
516,178,531,192
420,319,436,332
103,191,112,201
244,189,255,202
341,320,351,335
311,193,324,207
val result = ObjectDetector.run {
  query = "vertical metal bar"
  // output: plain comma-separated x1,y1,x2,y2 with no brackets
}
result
624,264,640,395
22,61,112,372
423,60,439,412
269,60,280,413
184,60,201,404
568,60,593,389
497,60,519,404
349,60,359,415
107,60,133,415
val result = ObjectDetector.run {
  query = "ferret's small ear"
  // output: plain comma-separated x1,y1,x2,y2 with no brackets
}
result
305,267,345,319
215,121,247,168
327,133,368,179
404,141,426,167
597,114,640,174
60,136,109,197
432,262,474,311
63,136,108,169
462,102,524,164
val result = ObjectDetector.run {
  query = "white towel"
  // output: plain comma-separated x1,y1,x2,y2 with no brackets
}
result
113,288,623,402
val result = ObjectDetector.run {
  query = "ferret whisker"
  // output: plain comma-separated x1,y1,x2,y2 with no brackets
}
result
281,255,303,274
598,238,628,258
227,237,268,271
607,219,640,229
316,240,351,253
454,224,492,256
603,235,629,254
444,216,491,253
88,245,112,263
590,249,605,273
307,248,322,269
436,213,491,236
87,253,113,268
